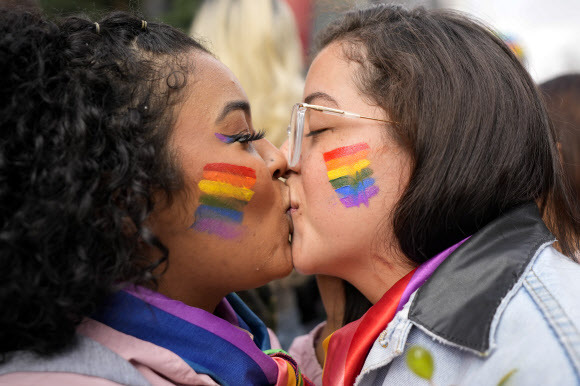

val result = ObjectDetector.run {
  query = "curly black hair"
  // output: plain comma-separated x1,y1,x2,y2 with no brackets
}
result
0,8,207,356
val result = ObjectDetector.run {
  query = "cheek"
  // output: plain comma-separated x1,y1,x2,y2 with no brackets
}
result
295,142,387,273
191,162,257,240
302,141,382,217
323,142,379,209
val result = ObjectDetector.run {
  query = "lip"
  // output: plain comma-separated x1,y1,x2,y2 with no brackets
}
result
286,210,294,235
281,186,294,235
289,197,299,214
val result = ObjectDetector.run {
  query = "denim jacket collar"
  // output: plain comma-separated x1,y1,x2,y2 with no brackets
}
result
408,203,555,354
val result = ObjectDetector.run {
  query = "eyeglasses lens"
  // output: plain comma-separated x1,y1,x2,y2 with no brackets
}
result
288,105,307,167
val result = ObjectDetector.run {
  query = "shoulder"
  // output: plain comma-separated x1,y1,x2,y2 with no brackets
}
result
483,245,580,381
79,318,219,385
512,245,580,333
512,245,580,342
0,318,221,386
527,245,580,320
364,245,580,385
0,332,149,386
0,372,122,386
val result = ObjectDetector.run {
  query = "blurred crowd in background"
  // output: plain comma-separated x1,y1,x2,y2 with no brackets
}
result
3,0,579,349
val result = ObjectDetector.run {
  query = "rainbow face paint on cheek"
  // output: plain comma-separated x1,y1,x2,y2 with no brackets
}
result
191,163,256,239
323,142,379,208
215,133,236,144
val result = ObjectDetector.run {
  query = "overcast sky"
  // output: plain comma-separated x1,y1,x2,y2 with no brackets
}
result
443,0,580,82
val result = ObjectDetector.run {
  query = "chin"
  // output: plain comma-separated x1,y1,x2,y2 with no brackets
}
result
290,239,310,274
258,243,294,283
274,246,294,279
290,245,331,276
292,263,317,276
290,252,317,275
276,261,294,280
250,263,293,290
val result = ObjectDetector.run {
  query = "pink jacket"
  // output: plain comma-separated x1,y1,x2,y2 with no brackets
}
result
288,323,325,386
0,319,283,385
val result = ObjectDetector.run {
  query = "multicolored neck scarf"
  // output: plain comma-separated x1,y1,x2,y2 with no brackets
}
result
322,238,469,386
92,286,312,386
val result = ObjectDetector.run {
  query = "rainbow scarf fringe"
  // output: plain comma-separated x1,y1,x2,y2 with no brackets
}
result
323,143,378,208
321,238,468,385
192,163,257,239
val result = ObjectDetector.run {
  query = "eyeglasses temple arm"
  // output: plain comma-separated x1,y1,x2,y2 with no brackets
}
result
303,103,396,123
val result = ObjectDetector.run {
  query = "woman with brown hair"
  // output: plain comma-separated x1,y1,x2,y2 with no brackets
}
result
285,5,580,385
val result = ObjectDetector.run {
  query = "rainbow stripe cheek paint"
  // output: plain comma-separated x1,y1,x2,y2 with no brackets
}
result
191,163,256,239
323,142,379,208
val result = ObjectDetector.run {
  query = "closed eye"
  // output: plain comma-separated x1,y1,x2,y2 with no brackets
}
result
220,130,266,143
305,128,330,137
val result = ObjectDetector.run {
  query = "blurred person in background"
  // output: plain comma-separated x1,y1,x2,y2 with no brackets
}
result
541,74,580,258
191,0,304,147
541,74,580,199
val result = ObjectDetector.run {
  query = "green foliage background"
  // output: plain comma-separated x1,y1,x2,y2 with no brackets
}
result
39,0,203,32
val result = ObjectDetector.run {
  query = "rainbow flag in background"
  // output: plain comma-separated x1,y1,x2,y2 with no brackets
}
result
324,143,379,208
192,163,256,239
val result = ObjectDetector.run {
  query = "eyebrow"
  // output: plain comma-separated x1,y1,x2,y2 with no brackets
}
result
215,100,251,124
304,92,340,108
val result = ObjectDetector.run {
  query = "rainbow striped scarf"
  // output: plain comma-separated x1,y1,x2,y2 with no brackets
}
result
321,238,468,385
93,286,312,386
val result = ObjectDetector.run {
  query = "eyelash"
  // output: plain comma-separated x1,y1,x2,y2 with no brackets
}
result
222,130,266,143
305,128,330,137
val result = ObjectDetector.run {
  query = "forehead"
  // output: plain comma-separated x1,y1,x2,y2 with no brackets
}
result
304,42,387,125
190,52,248,103
304,42,363,106
173,52,250,138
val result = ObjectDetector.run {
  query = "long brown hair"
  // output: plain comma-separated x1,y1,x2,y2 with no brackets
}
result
316,4,580,324
319,4,579,263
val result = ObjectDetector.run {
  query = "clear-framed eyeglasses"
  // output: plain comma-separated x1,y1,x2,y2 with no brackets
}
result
286,102,396,167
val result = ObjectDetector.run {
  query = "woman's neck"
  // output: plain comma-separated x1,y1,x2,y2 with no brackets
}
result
155,278,225,314
348,253,417,304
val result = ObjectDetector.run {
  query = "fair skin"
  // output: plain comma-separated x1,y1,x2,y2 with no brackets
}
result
149,52,293,313
283,41,416,355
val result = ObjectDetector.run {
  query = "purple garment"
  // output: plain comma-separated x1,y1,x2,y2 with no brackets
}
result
123,286,277,383
396,237,470,312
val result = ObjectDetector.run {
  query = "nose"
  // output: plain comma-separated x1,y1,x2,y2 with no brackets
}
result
280,138,301,175
255,138,288,179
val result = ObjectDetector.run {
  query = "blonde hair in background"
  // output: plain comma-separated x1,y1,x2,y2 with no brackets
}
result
191,0,304,146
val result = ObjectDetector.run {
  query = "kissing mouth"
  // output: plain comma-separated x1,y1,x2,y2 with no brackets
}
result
286,209,294,236
284,198,294,235
289,200,299,214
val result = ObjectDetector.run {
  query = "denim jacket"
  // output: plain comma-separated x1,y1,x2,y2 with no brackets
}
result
356,204,580,386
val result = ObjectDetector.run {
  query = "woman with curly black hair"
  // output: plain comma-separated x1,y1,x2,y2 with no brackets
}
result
284,4,580,385
0,8,309,386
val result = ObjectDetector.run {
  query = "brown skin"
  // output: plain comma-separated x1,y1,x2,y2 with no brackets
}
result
148,52,293,313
